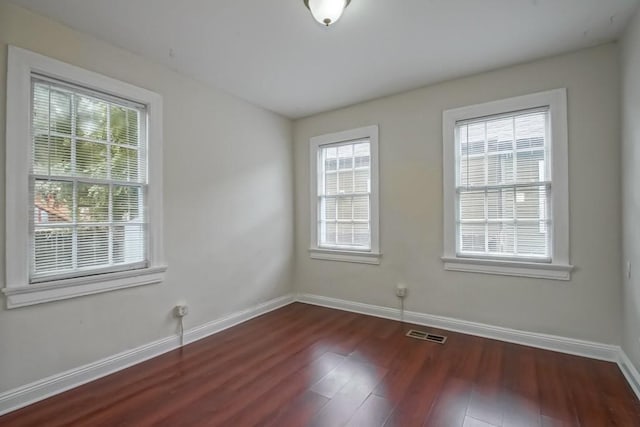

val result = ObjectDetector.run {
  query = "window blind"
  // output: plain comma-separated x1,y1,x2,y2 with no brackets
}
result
30,76,148,282
317,139,371,250
456,107,551,261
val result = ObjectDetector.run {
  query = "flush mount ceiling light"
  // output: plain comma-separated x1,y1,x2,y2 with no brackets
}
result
303,0,351,27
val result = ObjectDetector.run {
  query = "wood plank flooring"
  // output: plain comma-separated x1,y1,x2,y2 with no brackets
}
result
1,302,638,426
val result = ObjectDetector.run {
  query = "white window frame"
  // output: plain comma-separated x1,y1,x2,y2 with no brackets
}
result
4,46,166,308
442,89,573,280
309,125,381,265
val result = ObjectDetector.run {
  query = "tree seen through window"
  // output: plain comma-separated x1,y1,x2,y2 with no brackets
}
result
32,80,146,278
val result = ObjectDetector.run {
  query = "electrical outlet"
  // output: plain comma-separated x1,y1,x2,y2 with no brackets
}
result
627,262,632,280
396,284,407,298
174,304,189,318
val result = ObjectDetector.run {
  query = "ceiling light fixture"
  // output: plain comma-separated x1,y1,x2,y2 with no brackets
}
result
303,0,351,27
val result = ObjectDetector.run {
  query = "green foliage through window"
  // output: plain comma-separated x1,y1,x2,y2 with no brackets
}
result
31,80,147,278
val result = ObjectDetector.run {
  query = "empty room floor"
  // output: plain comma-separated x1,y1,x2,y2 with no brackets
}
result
0,303,638,426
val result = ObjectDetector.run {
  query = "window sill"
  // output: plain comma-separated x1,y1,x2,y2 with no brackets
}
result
2,265,168,309
309,248,381,265
441,256,573,281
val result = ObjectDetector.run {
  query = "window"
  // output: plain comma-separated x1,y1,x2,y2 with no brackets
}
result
31,78,147,281
4,46,165,308
309,125,380,264
457,108,550,260
442,89,573,280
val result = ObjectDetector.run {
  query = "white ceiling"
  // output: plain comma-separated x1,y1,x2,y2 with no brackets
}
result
9,0,640,118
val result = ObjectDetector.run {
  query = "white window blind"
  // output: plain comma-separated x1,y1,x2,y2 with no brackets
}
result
30,76,148,282
317,140,371,250
456,107,551,261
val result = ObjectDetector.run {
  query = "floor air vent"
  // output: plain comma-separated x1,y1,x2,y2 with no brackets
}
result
406,329,447,344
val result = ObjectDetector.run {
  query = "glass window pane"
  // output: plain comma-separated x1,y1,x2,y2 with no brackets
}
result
458,125,468,156
487,118,513,153
111,146,140,182
110,105,139,146
488,223,515,255
34,228,73,273
516,223,548,257
76,96,107,140
487,188,514,220
354,143,370,168
77,183,109,223
460,224,486,253
113,186,142,222
460,156,485,187
33,180,73,224
76,140,108,179
325,172,337,195
516,186,548,220
459,191,485,221
320,222,337,246
339,157,353,170
354,223,370,246
337,197,353,221
338,171,354,194
353,196,369,221
354,170,369,193
515,112,546,150
337,223,354,245
321,197,336,221
33,135,72,176
33,83,50,133
337,144,353,160
516,150,545,183
113,224,145,264
466,123,486,155
487,153,514,185
77,226,109,267
354,142,369,157
355,156,369,168
50,90,72,135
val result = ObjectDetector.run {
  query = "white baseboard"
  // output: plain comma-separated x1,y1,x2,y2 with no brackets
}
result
1,292,637,418
618,350,640,400
0,335,179,418
0,293,295,417
297,294,640,401
183,294,295,344
296,293,620,362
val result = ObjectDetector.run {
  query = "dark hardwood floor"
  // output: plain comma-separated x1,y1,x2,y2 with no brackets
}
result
1,302,639,426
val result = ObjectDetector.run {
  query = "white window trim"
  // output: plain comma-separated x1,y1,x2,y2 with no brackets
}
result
309,125,381,265
442,89,573,280
4,46,166,308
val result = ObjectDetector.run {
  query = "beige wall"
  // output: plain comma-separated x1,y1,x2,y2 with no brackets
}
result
622,7,640,371
293,44,622,344
0,1,294,392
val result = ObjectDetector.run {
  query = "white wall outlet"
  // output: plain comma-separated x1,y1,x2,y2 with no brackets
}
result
174,304,189,318
396,283,407,298
627,261,632,280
